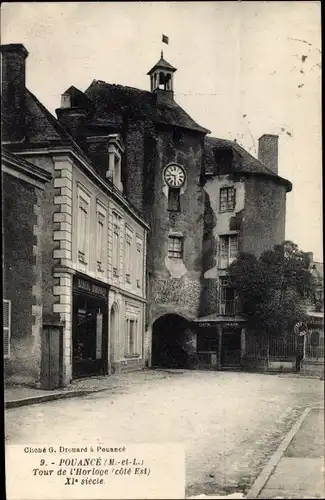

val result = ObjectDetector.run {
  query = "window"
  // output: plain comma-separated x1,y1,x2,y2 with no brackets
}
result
114,154,121,186
219,277,236,315
125,230,133,284
3,299,11,358
78,195,89,263
168,187,181,212
96,210,105,271
129,320,136,354
136,239,142,289
112,212,121,276
220,187,235,212
168,235,183,259
219,234,238,268
125,317,139,356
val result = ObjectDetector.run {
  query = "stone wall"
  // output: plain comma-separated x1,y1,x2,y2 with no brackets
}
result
3,173,43,386
240,175,287,256
146,127,206,325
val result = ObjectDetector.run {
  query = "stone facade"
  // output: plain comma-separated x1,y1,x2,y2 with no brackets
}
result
2,42,294,379
52,52,292,371
2,151,51,386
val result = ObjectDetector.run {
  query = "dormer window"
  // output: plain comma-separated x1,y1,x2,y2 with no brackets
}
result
106,134,124,192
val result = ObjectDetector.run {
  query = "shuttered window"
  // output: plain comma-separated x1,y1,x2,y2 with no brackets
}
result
3,299,11,358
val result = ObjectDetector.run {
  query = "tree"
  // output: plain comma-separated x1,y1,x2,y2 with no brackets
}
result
228,241,314,339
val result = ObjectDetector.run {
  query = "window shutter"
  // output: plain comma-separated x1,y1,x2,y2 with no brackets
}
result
3,299,11,358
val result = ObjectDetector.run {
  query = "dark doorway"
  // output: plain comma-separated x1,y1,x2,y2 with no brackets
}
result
72,293,108,378
221,329,241,367
152,314,192,368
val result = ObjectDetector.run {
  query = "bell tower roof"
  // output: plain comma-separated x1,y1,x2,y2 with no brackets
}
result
147,51,177,75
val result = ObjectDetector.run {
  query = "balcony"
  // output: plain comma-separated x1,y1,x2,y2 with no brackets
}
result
219,300,236,316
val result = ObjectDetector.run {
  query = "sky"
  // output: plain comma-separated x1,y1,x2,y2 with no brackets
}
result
1,1,322,261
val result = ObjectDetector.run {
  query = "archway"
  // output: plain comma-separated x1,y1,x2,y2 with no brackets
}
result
151,314,194,369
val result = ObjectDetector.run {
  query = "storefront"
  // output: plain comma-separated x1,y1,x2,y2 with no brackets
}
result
72,274,109,378
194,315,246,370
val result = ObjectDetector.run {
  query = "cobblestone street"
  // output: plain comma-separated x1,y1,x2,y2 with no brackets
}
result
5,371,324,497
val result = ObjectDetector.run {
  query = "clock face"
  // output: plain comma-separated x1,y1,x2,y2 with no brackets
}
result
164,164,186,188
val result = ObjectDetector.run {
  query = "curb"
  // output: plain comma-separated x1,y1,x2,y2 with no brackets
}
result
5,370,175,409
245,407,311,499
5,386,116,409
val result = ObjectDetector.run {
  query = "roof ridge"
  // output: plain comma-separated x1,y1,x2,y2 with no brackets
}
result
86,79,152,96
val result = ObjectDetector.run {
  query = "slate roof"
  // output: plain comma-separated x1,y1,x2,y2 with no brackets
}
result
83,80,210,133
204,136,292,191
147,56,177,75
25,88,72,144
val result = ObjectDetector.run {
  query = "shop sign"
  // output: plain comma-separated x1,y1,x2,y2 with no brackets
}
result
197,321,240,328
76,278,108,300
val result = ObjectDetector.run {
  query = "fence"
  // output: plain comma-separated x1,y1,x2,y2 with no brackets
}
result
305,336,324,360
245,335,301,361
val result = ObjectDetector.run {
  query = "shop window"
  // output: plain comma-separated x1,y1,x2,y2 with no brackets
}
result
219,234,238,268
168,235,183,259
168,187,181,212
197,328,217,352
220,187,235,212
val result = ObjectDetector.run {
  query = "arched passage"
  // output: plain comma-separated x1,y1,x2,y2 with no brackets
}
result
151,314,194,369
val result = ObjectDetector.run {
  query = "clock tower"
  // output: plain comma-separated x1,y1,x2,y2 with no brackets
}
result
143,54,210,367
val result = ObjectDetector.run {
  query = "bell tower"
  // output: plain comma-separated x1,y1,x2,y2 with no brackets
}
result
147,51,177,93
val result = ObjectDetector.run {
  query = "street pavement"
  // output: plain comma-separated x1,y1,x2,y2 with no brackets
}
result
256,407,324,499
5,371,324,498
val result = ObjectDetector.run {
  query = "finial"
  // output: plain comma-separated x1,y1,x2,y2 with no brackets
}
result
161,50,163,59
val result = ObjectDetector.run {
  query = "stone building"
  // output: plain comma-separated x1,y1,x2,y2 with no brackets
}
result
2,149,51,386
55,51,292,371
2,43,149,388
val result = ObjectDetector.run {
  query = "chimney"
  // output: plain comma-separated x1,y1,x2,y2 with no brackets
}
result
258,134,279,174
55,89,88,138
1,43,28,142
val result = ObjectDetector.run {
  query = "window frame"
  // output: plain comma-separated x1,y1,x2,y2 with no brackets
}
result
77,187,91,265
219,277,236,315
219,234,238,268
167,187,181,212
219,186,236,212
96,203,107,272
124,227,133,284
168,235,184,259
136,237,143,289
112,211,122,277
125,315,140,357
